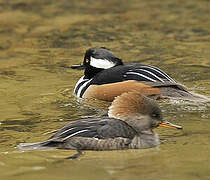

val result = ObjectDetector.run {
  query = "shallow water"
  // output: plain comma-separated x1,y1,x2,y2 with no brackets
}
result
0,0,210,179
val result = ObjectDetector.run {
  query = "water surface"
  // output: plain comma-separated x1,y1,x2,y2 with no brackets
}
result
0,0,210,180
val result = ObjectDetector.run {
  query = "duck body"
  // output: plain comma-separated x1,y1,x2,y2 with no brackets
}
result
85,63,175,85
74,62,177,99
73,47,209,102
18,91,182,153
18,117,159,151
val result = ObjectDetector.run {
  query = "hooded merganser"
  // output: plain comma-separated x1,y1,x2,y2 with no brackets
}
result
71,47,209,102
18,91,182,158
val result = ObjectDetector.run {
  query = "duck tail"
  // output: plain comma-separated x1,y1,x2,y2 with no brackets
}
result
160,87,210,102
189,92,210,102
18,141,56,151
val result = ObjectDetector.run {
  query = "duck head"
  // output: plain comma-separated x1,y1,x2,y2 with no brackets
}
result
108,91,182,133
71,47,123,79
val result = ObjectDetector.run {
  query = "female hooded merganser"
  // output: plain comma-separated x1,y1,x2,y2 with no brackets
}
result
71,47,209,102
18,91,182,158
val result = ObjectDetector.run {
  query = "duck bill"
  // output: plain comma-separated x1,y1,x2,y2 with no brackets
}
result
71,64,85,70
159,121,182,130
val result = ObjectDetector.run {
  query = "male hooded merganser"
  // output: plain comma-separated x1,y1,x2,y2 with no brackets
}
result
18,91,182,158
71,47,209,102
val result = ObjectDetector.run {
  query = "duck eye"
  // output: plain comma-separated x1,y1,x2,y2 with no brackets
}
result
152,113,160,118
85,59,89,63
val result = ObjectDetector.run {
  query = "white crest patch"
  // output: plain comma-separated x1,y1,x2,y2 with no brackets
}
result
90,56,115,69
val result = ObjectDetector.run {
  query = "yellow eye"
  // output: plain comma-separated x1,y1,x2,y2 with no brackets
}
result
85,59,89,63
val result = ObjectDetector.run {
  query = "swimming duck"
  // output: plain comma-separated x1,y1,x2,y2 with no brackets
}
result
71,46,209,102
18,91,182,158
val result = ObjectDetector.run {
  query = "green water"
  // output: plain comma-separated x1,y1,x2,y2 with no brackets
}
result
0,0,210,179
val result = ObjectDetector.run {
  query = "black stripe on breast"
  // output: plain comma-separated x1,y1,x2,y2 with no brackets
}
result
79,81,92,98
74,79,89,96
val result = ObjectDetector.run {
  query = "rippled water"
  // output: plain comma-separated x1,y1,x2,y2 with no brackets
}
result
0,0,210,180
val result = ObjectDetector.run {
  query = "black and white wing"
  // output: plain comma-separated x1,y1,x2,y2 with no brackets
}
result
91,64,177,85
124,65,176,83
48,117,137,142
18,117,137,151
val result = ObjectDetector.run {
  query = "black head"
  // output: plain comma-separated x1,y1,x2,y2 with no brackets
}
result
71,47,123,79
